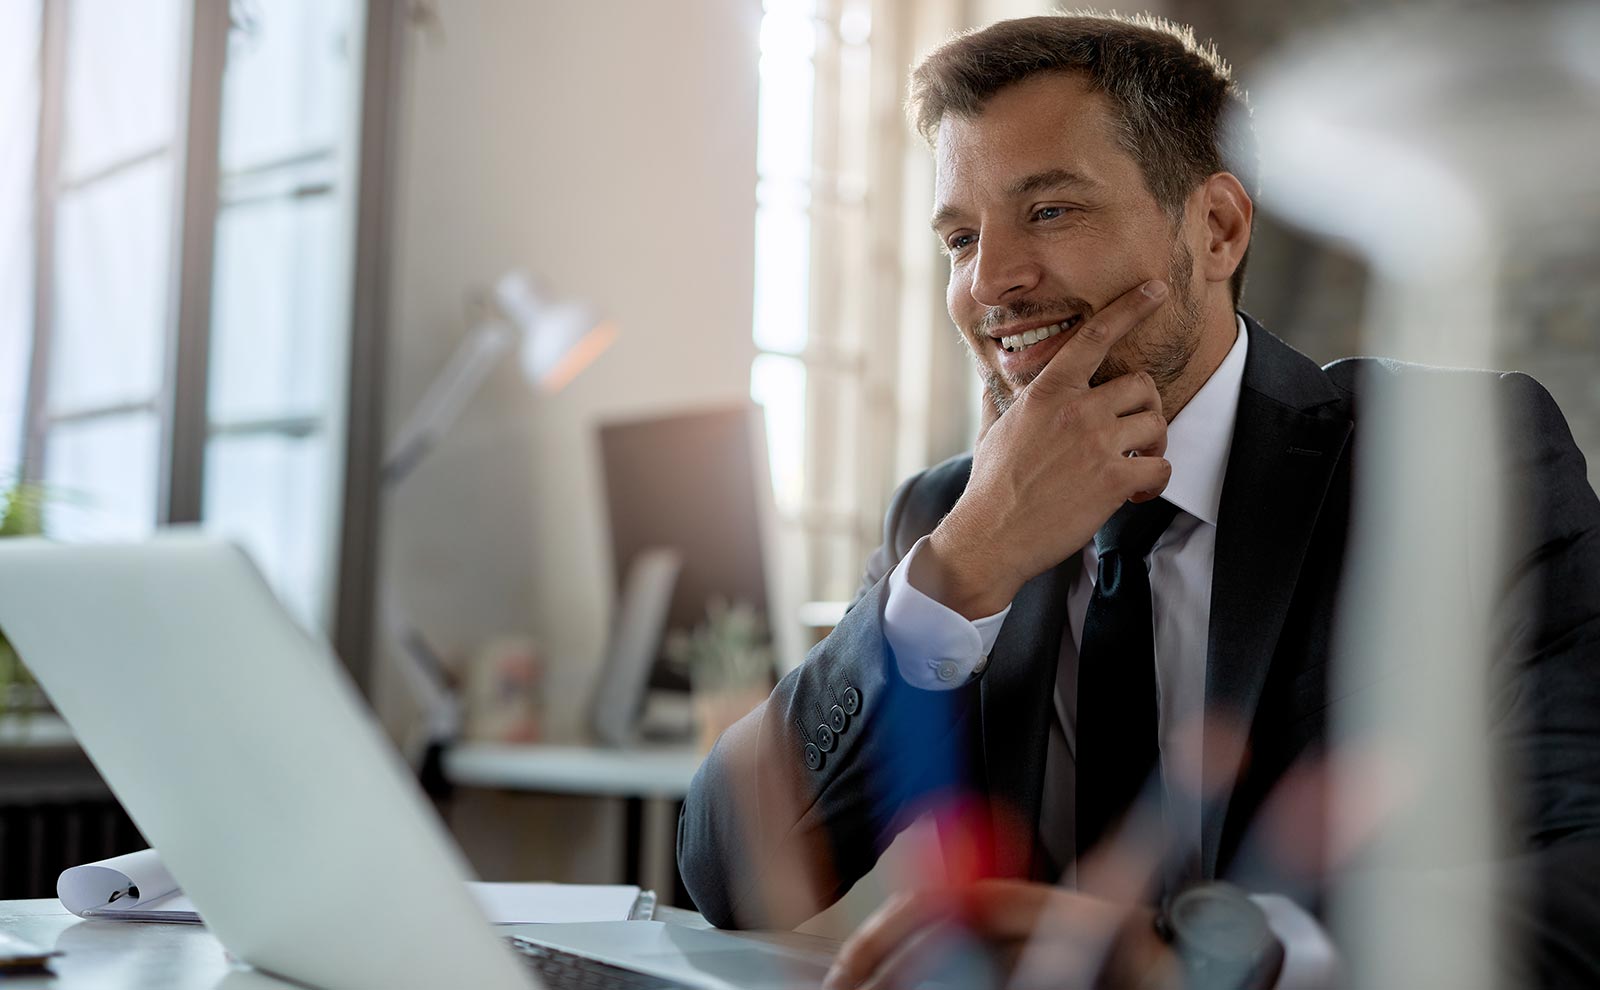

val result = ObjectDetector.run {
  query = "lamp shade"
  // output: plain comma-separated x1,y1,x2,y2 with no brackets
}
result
382,271,616,486
493,272,617,393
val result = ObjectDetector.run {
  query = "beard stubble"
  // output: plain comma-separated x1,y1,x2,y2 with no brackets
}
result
972,240,1202,417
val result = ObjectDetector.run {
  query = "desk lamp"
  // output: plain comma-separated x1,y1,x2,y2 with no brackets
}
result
383,272,617,486
380,271,616,773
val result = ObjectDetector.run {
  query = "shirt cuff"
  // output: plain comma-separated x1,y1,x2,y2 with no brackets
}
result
882,535,1011,690
1251,894,1341,989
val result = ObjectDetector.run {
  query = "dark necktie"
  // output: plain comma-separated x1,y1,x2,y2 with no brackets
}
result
1075,497,1180,861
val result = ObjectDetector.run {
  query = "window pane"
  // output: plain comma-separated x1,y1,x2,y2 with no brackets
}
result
203,430,331,629
753,204,812,355
0,0,40,474
42,413,159,539
757,27,815,182
50,156,174,413
61,0,181,179
208,194,340,423
220,1,359,172
751,353,806,515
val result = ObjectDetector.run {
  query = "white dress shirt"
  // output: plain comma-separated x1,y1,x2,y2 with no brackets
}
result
880,318,1338,988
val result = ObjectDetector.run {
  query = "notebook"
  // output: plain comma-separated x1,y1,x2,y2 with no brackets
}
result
58,848,652,925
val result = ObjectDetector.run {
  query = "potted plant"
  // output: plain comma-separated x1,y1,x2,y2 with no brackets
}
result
664,598,775,752
0,479,47,719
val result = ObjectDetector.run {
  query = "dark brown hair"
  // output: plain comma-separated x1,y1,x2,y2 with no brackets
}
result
908,11,1256,303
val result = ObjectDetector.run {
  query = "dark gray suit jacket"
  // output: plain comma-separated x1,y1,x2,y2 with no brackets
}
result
678,316,1600,984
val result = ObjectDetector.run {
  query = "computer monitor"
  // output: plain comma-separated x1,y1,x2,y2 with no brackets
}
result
596,404,790,705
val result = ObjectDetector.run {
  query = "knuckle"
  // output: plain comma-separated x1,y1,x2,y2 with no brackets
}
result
1056,397,1085,429
1076,319,1111,347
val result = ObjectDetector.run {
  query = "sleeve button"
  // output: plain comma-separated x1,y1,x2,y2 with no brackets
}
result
815,724,836,752
829,705,848,734
842,686,861,715
804,743,823,771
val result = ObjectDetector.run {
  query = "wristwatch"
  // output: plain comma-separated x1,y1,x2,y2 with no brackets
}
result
1153,883,1285,990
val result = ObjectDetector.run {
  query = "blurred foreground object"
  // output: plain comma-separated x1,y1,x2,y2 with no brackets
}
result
1249,5,1600,987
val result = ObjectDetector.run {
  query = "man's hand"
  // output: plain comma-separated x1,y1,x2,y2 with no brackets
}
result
821,879,1177,990
913,280,1173,619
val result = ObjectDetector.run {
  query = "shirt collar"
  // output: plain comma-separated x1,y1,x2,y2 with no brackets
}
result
1161,315,1248,528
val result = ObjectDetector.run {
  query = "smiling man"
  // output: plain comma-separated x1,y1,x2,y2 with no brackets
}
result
679,12,1600,990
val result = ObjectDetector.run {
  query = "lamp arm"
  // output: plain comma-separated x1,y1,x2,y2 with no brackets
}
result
382,319,519,487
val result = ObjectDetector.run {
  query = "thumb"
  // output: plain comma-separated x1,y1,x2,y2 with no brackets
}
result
976,395,1004,445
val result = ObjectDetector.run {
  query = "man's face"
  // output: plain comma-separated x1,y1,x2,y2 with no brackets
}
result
932,72,1204,414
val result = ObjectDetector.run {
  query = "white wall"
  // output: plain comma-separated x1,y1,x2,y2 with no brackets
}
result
378,0,760,740
375,1,759,885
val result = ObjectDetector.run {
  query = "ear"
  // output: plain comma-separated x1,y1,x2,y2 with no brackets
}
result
1196,172,1253,288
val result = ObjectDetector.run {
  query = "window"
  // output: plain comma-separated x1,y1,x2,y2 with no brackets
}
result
9,0,372,635
0,2,42,479
33,0,186,541
751,0,981,607
201,1,366,628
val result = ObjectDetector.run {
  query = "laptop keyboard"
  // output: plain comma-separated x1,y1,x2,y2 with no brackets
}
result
506,937,697,989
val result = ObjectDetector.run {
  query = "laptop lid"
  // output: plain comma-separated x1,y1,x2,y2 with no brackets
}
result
0,535,534,989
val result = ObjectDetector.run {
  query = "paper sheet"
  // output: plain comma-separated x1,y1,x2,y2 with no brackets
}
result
58,850,644,925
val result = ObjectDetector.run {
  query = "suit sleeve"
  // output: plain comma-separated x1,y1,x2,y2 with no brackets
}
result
1489,373,1600,985
677,459,983,929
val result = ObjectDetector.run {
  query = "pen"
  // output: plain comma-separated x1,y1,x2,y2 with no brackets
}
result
106,885,139,905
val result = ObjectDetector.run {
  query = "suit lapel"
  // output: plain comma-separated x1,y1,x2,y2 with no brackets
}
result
981,553,1076,880
1200,317,1352,876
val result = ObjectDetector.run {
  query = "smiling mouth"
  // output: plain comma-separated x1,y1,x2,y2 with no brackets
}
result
997,314,1082,353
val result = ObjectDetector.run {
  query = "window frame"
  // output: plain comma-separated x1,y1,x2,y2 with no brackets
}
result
12,0,398,690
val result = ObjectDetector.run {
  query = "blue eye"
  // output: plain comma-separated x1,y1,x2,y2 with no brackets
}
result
947,233,976,252
1034,206,1067,221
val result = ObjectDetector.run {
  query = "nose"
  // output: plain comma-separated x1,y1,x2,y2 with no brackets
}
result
969,229,1042,307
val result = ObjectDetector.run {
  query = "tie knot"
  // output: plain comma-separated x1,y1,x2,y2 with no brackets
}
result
1094,498,1180,561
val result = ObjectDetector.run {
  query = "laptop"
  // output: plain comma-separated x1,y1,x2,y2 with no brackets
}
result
0,534,836,989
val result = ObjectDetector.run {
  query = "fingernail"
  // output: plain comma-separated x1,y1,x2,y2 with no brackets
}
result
822,970,845,990
1142,280,1168,299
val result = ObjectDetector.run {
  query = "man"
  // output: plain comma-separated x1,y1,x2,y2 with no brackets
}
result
679,12,1600,988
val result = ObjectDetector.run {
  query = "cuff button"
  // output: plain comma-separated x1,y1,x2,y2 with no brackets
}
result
815,724,836,752
804,743,823,771
842,686,861,715
829,704,848,734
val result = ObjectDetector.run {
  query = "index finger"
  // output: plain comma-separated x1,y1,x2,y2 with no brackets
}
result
824,891,951,989
1028,279,1168,397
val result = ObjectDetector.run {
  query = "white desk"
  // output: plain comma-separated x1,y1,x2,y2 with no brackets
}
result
442,743,703,901
0,898,821,988
443,743,703,798
0,898,239,989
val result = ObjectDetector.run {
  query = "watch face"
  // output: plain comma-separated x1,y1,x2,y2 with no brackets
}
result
1170,885,1273,962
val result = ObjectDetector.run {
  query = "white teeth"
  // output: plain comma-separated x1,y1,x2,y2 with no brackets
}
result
1000,317,1077,353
